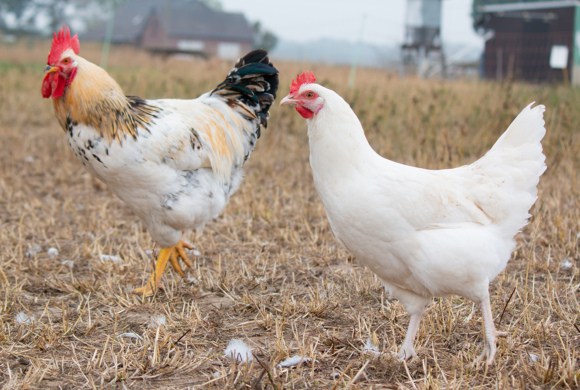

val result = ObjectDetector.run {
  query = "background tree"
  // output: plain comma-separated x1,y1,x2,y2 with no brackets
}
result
200,0,222,11
252,21,278,52
0,0,111,35
0,0,35,34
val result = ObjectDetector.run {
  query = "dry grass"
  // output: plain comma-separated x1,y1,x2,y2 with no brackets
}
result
0,40,579,389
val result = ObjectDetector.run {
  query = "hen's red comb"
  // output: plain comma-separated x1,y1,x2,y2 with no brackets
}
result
290,71,316,94
48,25,80,64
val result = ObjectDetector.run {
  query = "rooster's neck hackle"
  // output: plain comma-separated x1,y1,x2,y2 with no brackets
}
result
53,56,159,142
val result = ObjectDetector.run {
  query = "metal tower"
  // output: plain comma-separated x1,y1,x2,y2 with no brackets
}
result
401,0,445,78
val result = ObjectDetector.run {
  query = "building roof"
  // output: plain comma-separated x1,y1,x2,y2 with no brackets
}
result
83,0,155,43
156,1,254,41
83,0,253,43
479,0,580,12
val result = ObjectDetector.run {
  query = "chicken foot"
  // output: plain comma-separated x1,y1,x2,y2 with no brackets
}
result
397,312,423,360
134,239,194,296
477,296,508,365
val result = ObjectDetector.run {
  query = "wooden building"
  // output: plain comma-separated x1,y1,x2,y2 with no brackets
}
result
83,0,254,60
477,0,580,84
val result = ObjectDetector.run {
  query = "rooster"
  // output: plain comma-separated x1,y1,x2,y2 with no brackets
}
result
281,72,546,365
42,26,278,295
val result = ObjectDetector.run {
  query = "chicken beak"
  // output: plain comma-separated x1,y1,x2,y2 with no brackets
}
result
44,65,59,74
280,95,298,107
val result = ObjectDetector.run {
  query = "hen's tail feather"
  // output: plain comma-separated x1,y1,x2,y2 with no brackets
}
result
490,103,546,155
486,103,547,195
474,103,547,236
212,49,279,132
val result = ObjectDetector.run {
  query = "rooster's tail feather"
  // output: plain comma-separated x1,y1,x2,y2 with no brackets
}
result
212,49,279,133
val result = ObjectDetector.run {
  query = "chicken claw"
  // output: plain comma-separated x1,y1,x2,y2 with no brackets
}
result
134,239,195,296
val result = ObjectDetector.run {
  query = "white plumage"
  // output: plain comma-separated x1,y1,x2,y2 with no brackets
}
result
281,75,546,365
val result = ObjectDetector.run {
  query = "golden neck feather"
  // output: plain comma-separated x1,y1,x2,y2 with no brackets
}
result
53,56,159,142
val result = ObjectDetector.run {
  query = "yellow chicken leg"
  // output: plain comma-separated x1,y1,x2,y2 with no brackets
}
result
134,239,194,296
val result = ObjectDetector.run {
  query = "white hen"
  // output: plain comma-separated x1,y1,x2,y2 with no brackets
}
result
280,72,546,365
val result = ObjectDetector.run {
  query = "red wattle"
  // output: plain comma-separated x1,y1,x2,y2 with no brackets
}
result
66,67,77,86
52,74,66,99
41,72,54,98
296,106,314,119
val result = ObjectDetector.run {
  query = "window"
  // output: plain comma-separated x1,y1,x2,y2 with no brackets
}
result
217,42,241,60
177,40,205,52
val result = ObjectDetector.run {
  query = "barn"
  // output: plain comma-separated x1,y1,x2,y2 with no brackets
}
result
83,0,254,60
477,0,580,84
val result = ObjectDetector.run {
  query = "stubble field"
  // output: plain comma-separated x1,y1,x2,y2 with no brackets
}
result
0,41,579,389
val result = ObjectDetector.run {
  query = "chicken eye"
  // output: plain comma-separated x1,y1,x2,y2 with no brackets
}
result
62,58,70,64
305,92,314,98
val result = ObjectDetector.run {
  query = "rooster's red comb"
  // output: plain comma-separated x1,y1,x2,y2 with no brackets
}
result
48,25,80,64
290,71,316,95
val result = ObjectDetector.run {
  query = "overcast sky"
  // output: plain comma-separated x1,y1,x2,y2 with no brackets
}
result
220,0,483,48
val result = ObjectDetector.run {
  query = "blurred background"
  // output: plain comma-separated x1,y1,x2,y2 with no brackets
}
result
0,0,576,85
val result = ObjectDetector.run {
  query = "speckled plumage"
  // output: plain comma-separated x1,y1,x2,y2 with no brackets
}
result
64,98,247,248
44,39,278,254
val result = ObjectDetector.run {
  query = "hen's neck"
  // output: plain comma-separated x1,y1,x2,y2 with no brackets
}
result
307,93,377,180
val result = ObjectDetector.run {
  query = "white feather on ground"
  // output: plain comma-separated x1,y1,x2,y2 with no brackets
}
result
100,254,120,263
47,247,59,259
560,258,573,269
224,339,253,363
61,260,74,269
277,355,312,367
15,312,35,325
148,314,167,328
26,243,41,257
362,338,382,357
117,332,143,340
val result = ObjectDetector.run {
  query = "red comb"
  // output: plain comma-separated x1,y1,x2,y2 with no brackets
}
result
48,25,80,64
290,71,316,94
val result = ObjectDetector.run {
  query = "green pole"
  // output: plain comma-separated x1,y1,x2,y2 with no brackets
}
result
348,15,366,89
572,5,580,85
101,2,115,69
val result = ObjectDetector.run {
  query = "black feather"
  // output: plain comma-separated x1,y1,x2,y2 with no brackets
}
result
211,49,279,131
